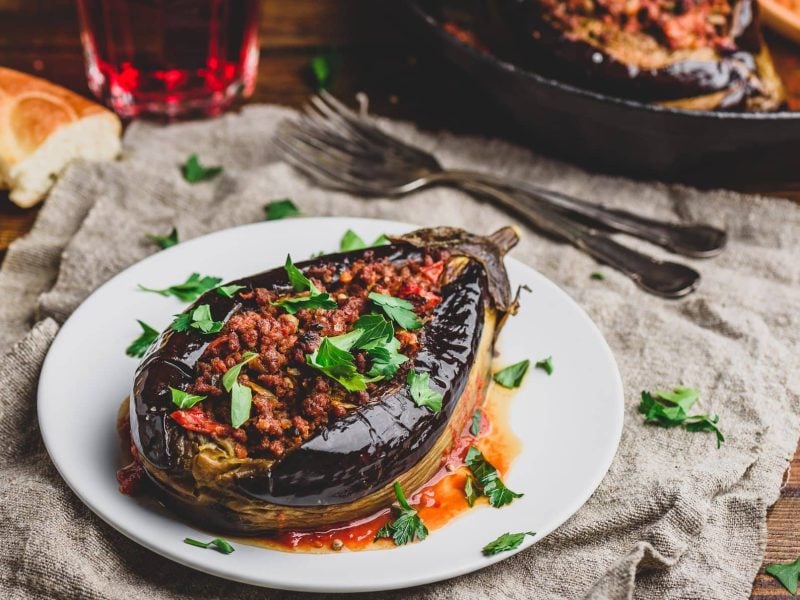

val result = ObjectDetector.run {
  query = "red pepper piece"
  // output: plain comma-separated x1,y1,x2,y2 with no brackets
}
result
420,260,444,283
170,406,232,437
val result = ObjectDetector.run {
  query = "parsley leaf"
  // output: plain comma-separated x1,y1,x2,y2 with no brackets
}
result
407,370,443,412
139,272,222,302
535,356,553,376
183,537,235,554
146,227,179,250
470,409,482,437
339,229,391,252
169,387,206,409
367,337,408,379
374,481,428,546
306,337,367,392
590,272,605,281
126,320,159,358
368,292,422,330
464,476,478,507
353,313,394,349
222,352,259,428
216,284,247,298
264,198,301,221
639,388,724,447
171,304,224,334
465,445,523,508
766,557,800,594
493,360,530,388
181,154,222,183
482,532,535,556
272,255,338,314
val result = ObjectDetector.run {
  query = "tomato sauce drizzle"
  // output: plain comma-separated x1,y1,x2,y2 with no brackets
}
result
241,382,522,553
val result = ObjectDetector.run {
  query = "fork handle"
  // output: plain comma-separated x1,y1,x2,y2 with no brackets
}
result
440,170,726,258
458,180,700,298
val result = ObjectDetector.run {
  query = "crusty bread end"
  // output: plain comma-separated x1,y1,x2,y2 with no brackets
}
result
0,67,121,207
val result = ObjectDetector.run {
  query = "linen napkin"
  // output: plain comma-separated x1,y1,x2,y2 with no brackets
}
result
1,104,799,600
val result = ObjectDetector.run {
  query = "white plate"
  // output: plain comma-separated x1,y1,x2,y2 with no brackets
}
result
38,217,623,593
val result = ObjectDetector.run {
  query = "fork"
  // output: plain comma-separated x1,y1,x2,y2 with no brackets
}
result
275,93,707,298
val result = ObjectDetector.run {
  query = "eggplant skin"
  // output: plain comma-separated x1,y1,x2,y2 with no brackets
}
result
131,227,518,533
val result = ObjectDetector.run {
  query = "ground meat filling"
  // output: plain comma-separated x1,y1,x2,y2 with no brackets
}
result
170,250,448,460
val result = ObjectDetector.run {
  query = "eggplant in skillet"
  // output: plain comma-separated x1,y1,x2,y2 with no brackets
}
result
499,0,785,111
129,226,519,534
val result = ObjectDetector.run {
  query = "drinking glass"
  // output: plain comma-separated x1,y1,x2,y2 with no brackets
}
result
76,0,260,119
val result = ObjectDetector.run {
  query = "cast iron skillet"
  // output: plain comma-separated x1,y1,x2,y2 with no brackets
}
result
404,0,800,183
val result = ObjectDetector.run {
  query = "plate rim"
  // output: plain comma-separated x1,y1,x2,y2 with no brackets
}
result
37,216,624,592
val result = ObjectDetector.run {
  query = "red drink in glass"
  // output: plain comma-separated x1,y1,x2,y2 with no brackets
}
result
76,0,260,119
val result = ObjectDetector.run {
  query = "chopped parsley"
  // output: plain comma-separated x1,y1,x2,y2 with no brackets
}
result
216,284,246,298
126,320,159,358
145,227,179,250
765,557,800,594
310,53,337,90
223,352,259,428
367,337,408,379
639,387,724,448
374,481,428,546
306,337,369,392
368,292,422,330
470,409,482,436
169,387,206,409
171,304,224,334
353,313,394,349
493,360,530,388
339,229,390,252
464,445,523,508
464,476,479,507
407,370,443,413
482,532,535,556
535,356,554,376
138,272,222,302
183,537,235,554
590,272,605,281
181,154,222,183
272,255,337,314
264,198,301,221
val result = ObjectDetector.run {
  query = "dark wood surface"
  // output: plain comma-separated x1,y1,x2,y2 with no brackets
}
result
1,1,799,596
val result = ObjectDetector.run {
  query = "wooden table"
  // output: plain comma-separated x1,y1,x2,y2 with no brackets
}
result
0,1,798,596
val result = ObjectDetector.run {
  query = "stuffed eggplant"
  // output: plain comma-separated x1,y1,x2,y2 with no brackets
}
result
129,226,519,534
496,0,786,111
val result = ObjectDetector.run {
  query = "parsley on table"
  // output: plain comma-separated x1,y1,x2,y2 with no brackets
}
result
181,154,222,183
272,255,337,314
339,229,391,252
407,370,443,412
368,292,422,330
482,531,535,556
590,272,605,281
171,304,224,334
535,356,554,376
465,445,523,508
145,227,179,250
139,272,222,302
222,352,259,428
126,320,159,358
169,387,206,409
493,360,530,388
216,284,246,298
264,198,301,221
306,337,370,392
639,387,724,448
470,409,482,436
183,537,235,554
765,557,800,594
374,481,428,546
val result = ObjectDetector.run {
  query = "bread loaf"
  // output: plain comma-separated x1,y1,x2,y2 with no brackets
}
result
0,67,121,207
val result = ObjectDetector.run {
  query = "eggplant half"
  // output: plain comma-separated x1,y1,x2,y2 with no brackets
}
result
498,0,785,111
131,226,519,533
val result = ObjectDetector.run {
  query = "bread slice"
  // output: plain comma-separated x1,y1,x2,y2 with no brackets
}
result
0,67,121,207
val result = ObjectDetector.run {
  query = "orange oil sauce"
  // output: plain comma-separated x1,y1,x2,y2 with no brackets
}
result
239,382,521,553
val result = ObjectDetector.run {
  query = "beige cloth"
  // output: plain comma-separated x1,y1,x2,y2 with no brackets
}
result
1,105,799,600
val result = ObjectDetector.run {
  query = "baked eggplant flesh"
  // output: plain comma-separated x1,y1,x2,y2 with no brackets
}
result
131,226,519,534
499,0,785,111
